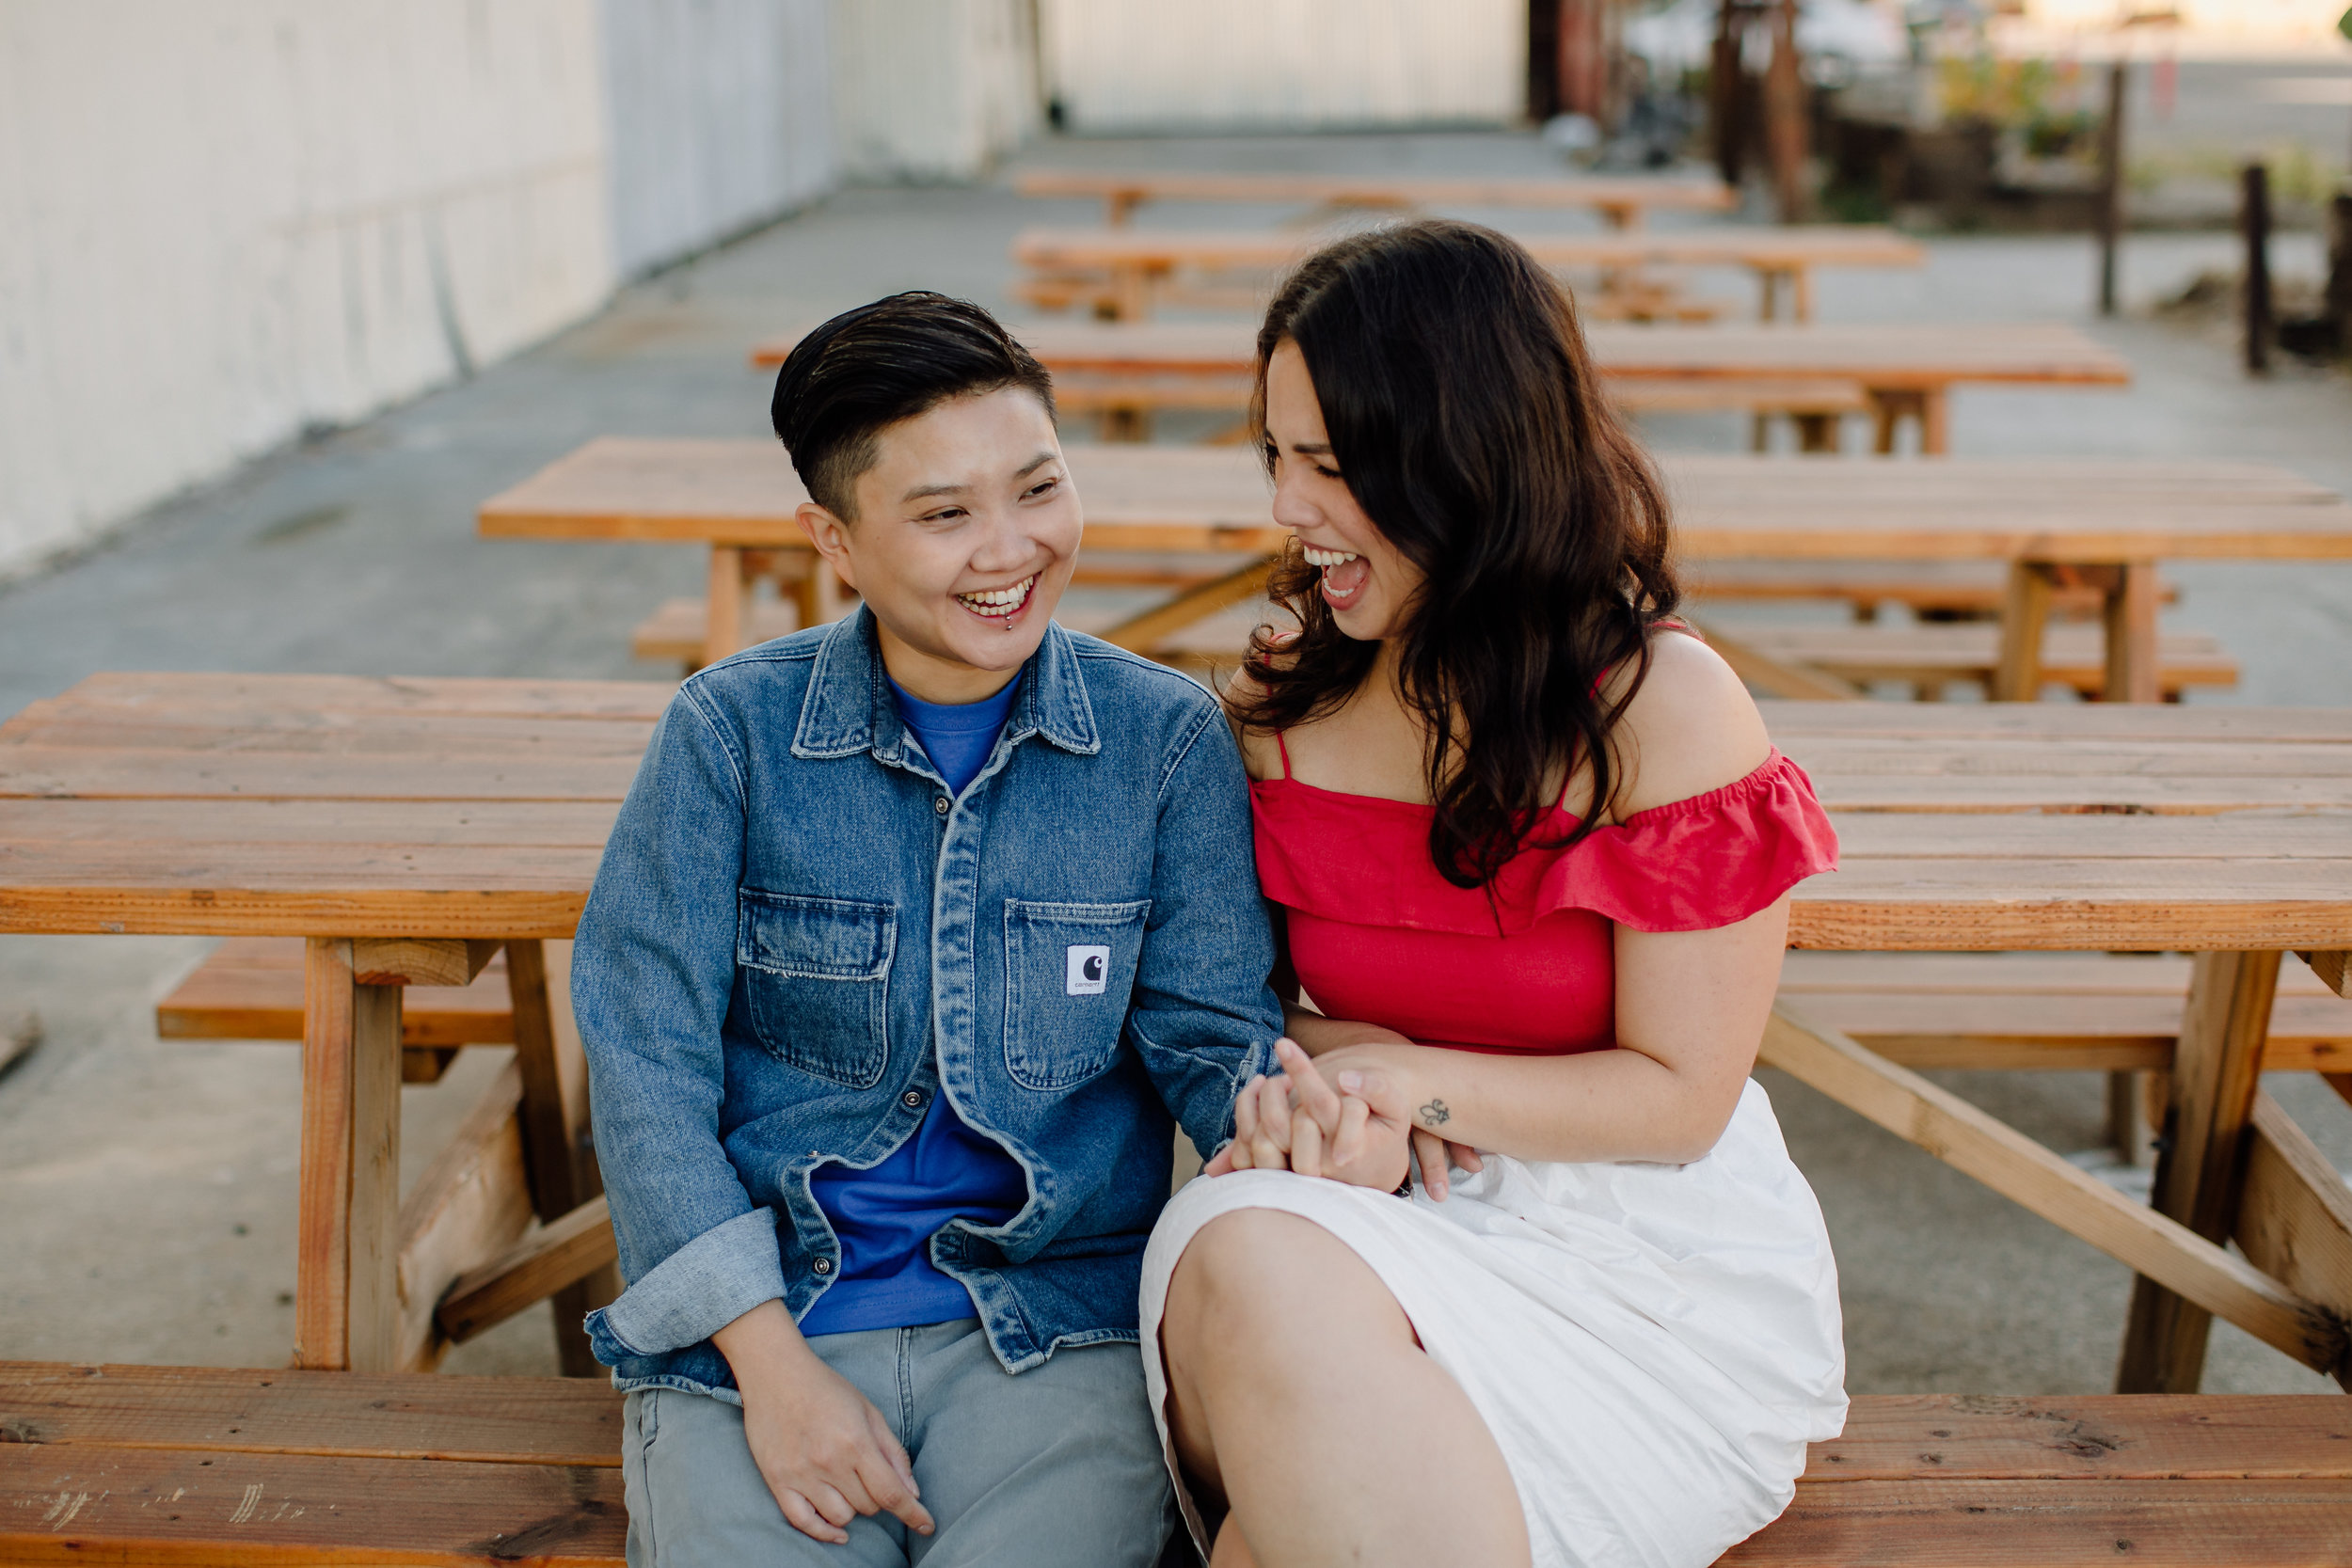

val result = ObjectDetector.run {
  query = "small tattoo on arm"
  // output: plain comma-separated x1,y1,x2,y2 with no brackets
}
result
1419,1099,1451,1128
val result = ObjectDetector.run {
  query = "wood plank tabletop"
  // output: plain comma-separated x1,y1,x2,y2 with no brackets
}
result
479,438,2352,564
6,674,2352,954
749,320,2136,389
1012,168,1740,215
1012,224,1929,272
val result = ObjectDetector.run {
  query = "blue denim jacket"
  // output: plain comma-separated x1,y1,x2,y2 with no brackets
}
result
575,609,1282,1395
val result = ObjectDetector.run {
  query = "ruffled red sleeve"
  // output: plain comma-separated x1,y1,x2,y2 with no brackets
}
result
1251,749,1837,937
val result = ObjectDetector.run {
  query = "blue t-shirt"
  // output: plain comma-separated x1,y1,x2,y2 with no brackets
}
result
798,674,1030,1337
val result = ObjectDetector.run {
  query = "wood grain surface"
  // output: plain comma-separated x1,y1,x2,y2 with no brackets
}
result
8,678,2352,948
1012,223,1928,272
480,439,2352,563
8,1367,2346,1566
1010,167,1740,214
751,319,2137,388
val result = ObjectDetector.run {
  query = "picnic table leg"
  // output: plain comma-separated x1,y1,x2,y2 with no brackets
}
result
1919,388,1951,454
1758,269,1784,322
295,938,405,1372
1867,389,1914,454
2116,948,2284,1393
2101,561,2163,704
506,939,615,1377
1992,562,2055,702
1107,262,1151,324
1792,265,1814,324
705,546,750,671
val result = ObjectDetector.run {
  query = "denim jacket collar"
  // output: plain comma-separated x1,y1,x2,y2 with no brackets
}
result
791,605,1103,767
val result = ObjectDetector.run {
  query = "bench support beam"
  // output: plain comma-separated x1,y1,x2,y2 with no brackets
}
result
2233,1091,2352,1387
1686,619,1865,702
392,1062,532,1371
2118,949,2285,1392
1761,1001,2344,1378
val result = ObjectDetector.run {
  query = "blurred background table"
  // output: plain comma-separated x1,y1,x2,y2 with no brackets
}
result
1012,168,1739,229
481,438,2352,701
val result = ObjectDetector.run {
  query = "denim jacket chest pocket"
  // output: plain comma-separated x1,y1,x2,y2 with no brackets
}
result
1002,898,1152,1090
738,890,896,1089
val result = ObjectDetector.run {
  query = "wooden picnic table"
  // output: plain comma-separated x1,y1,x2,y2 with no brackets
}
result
1013,224,1927,323
4,679,2345,1392
0,673,660,1378
749,321,2133,457
1013,168,1739,229
477,438,2352,701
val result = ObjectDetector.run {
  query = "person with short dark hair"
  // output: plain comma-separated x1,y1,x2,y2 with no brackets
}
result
1142,223,1849,1568
574,290,1282,1566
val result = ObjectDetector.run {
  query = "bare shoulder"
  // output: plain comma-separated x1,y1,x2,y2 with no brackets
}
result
1604,629,1772,818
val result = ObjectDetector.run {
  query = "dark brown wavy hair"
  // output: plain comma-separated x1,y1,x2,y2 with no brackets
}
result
1231,220,1681,890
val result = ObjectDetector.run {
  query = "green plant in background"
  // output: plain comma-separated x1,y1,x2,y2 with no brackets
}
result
1939,53,2095,160
2128,144,2347,211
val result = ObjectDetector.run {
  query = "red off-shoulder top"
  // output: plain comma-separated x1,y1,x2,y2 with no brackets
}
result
1251,743,1837,1055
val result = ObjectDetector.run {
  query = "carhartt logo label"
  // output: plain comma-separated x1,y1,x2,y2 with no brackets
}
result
1065,945,1109,996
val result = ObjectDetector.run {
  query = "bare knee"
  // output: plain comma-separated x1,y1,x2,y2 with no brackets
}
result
1163,1209,1325,1359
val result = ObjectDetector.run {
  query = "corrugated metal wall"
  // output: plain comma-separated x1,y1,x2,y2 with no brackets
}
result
1040,0,1527,131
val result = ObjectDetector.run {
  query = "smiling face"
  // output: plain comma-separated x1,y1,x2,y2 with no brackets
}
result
1263,339,1423,642
797,386,1081,705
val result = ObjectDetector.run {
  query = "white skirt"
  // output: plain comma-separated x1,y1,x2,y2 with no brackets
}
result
1138,1079,1848,1568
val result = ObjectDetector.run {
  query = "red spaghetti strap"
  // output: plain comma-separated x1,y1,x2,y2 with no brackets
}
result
1274,730,1295,781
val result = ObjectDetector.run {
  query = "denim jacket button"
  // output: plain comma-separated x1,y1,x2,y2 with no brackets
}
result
901,1088,925,1109
933,795,950,816
813,1257,834,1275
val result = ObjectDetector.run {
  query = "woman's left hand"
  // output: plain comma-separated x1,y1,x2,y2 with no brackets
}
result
1204,1038,1485,1197
1305,1040,1487,1201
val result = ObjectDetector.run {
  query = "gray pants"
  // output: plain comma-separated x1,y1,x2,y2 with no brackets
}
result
622,1319,1175,1567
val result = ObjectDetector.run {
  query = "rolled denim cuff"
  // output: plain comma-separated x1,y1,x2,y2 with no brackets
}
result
585,1208,787,1360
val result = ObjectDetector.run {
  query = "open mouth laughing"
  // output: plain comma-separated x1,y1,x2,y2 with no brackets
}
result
954,573,1039,623
1301,545,1367,609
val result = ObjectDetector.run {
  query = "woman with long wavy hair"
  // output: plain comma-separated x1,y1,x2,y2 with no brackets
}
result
1139,222,1849,1568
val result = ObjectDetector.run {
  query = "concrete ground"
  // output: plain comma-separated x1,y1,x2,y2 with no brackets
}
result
5,130,2351,1394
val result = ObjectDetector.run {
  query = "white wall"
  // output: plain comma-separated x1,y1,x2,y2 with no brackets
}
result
831,0,1039,182
602,0,834,277
0,0,875,577
1039,0,1525,132
0,1,616,575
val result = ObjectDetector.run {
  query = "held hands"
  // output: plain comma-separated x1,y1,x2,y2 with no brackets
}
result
715,1300,936,1545
1200,1037,1485,1200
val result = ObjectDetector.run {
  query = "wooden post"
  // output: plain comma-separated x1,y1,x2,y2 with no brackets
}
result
506,939,613,1377
1711,1,1748,188
2244,164,2272,375
1762,0,1807,223
704,546,749,671
2095,61,2126,317
2116,948,2285,1393
1992,562,2056,703
2101,561,2162,704
295,938,405,1373
2327,190,2352,358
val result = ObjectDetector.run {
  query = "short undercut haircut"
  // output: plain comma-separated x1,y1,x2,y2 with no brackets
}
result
771,292,1057,520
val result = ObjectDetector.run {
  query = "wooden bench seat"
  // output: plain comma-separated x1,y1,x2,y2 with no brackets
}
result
8,1362,2349,1564
1779,952,2352,1075
1689,559,2176,623
631,594,802,668
1724,622,2238,699
157,938,515,1085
